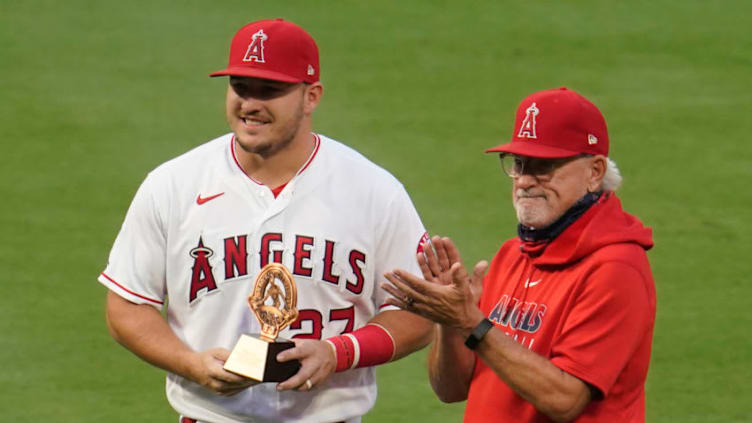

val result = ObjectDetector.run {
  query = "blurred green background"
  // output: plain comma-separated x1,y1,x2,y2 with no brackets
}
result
2,0,750,421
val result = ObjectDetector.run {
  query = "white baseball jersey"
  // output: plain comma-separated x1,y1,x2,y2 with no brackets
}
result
99,133,427,423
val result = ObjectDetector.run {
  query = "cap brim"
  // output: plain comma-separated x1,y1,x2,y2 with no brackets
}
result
209,67,303,83
484,141,583,158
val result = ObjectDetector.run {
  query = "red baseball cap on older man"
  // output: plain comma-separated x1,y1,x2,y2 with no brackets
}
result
486,87,609,158
210,18,319,84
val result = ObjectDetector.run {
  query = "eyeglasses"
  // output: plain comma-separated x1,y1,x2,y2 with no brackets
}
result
499,154,591,181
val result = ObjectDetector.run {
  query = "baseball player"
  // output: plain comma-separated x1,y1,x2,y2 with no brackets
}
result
99,19,432,423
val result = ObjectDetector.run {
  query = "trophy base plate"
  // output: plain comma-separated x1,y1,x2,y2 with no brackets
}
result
223,334,301,382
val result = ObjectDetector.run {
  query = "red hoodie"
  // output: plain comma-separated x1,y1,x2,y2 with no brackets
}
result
464,193,656,423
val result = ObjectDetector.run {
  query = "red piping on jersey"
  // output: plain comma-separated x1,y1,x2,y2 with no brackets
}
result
101,272,164,305
298,133,321,174
230,136,263,185
230,134,321,185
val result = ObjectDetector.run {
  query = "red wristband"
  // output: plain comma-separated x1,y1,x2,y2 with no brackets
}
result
326,334,356,372
326,324,395,372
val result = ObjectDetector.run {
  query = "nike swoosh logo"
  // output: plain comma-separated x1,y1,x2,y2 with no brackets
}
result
524,278,542,288
196,192,225,205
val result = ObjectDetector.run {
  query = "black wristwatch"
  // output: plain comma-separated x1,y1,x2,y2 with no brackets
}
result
465,318,494,350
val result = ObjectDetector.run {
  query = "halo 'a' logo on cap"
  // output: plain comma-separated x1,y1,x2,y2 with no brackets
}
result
307,64,315,76
588,134,598,145
243,29,268,63
518,102,539,139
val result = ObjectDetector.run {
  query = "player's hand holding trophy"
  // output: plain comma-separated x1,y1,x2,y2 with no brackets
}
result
224,263,301,382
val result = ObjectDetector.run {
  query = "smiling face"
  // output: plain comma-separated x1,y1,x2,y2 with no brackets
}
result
226,76,321,157
511,155,606,228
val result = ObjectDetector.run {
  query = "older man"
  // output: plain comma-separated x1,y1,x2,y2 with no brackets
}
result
384,87,656,422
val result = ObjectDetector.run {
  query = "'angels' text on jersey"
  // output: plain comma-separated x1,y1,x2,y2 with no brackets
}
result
189,233,366,303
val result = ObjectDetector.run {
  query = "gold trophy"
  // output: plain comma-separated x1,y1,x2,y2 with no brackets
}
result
223,263,301,382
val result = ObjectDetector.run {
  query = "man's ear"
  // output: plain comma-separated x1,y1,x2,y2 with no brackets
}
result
588,155,607,192
303,82,323,115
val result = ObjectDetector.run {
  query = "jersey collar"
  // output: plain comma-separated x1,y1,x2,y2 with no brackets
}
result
229,133,321,187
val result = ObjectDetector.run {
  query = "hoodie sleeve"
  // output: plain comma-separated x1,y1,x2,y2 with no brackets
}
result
549,253,656,397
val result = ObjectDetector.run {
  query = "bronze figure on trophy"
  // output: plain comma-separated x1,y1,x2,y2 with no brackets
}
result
224,263,301,382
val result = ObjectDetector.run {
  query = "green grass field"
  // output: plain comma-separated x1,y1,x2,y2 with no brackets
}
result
2,1,751,421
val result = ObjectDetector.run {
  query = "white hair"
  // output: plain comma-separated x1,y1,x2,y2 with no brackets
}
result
601,157,623,192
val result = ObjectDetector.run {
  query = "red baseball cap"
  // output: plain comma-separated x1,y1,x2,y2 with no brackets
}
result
210,18,320,83
486,87,609,158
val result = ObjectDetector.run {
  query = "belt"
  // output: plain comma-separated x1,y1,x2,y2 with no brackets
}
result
181,416,345,423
